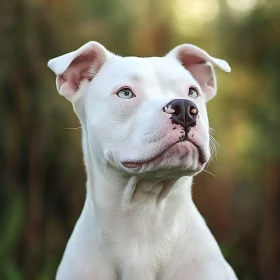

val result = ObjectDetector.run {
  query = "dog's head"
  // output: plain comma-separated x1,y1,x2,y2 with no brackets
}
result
48,42,230,178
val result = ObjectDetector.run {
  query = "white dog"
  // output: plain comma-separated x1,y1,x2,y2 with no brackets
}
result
48,41,237,280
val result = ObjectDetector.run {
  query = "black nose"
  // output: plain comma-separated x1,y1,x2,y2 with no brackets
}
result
163,99,198,129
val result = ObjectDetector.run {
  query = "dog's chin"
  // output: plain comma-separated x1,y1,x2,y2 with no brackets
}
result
120,141,208,177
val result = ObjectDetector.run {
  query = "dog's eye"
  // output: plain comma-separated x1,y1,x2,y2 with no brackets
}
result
188,87,198,99
117,88,135,99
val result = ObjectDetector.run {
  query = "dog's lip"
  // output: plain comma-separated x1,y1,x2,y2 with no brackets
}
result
122,139,206,169
188,140,206,164
122,142,178,168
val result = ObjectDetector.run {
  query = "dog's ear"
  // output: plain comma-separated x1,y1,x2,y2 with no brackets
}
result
166,44,231,102
47,41,110,102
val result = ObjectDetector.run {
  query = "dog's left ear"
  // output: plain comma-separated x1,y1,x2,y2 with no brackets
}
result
167,44,231,101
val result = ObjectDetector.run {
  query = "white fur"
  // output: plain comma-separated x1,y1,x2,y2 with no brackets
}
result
48,42,237,280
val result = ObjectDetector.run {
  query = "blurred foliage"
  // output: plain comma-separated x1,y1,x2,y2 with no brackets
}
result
0,0,280,279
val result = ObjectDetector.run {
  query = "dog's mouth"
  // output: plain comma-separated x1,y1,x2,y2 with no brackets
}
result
122,138,206,169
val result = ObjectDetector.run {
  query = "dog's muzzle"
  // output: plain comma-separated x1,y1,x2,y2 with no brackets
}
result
163,99,198,132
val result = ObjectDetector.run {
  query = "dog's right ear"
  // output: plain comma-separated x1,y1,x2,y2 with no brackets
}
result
47,41,110,102
166,44,231,102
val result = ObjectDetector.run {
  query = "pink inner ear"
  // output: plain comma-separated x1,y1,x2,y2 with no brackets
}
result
57,51,97,97
178,51,216,100
180,53,205,69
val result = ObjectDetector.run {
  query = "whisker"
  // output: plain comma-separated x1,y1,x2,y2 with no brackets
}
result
210,134,220,148
167,176,175,183
209,127,220,135
202,169,217,178
64,120,95,130
64,126,83,130
198,113,220,163
209,135,219,161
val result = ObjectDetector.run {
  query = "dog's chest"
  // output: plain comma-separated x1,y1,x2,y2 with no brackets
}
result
112,233,173,280
101,207,176,279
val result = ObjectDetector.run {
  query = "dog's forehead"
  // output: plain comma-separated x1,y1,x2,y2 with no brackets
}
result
105,55,195,85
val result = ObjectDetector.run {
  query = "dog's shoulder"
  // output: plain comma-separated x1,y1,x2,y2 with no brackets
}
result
162,257,238,280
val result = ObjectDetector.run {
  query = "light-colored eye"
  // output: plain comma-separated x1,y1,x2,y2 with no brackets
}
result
117,88,135,99
188,87,198,99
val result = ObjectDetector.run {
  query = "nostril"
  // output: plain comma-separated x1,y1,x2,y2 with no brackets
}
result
173,105,181,116
189,105,198,117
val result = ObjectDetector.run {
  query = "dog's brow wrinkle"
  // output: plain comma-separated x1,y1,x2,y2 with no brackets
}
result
129,75,142,82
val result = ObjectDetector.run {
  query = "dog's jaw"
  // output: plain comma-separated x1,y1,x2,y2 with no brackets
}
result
121,139,207,172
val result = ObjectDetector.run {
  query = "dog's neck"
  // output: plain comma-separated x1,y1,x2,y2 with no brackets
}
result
85,157,194,242
89,163,193,209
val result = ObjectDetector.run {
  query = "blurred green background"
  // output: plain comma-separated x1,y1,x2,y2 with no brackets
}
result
1,0,280,279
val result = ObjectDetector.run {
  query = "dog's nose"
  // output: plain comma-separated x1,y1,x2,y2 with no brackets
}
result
163,99,198,128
